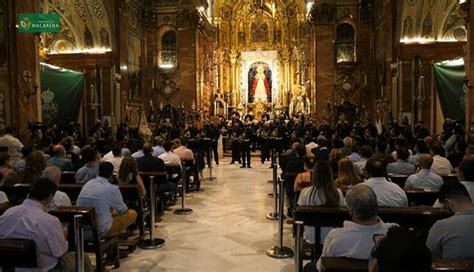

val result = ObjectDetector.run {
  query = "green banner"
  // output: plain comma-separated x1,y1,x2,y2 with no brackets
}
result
40,63,84,125
433,59,466,122
19,13,60,33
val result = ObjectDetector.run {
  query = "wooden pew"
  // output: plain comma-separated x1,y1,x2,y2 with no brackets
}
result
294,206,451,272
61,171,77,184
295,206,450,231
405,189,439,206
442,174,459,184
388,174,408,188
317,257,474,272
0,239,36,270
50,206,119,272
432,259,474,271
320,257,367,272
58,183,149,239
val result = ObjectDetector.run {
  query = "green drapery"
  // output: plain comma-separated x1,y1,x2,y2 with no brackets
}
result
433,60,466,122
40,63,84,125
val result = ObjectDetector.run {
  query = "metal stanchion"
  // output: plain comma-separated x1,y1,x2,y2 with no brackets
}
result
295,221,304,272
74,215,84,272
207,144,217,181
139,176,166,249
266,177,294,259
267,150,275,184
266,162,279,220
174,163,193,215
267,155,277,198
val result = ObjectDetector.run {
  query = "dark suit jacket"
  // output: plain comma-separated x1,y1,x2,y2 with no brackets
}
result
136,154,165,172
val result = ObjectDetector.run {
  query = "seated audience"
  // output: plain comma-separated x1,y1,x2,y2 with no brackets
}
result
408,140,429,166
104,144,123,173
153,136,166,157
0,191,8,211
372,140,393,164
430,144,453,176
404,154,443,190
347,144,361,163
173,138,194,162
159,141,182,167
0,178,91,271
386,148,416,175
0,125,24,163
42,166,72,210
364,158,408,207
390,138,412,161
447,139,467,170
370,226,432,272
355,145,373,177
47,144,74,171
284,144,306,217
426,182,474,258
13,145,32,172
75,146,100,184
77,162,137,237
137,143,176,193
316,184,397,269
335,158,362,189
118,156,146,196
293,157,314,192
311,136,330,162
340,137,353,157
21,150,47,184
298,160,345,244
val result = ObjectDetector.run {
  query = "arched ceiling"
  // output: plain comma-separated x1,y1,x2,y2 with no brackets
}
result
213,0,306,21
398,0,467,42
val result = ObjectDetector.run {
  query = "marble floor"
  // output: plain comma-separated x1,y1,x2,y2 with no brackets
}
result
117,158,295,272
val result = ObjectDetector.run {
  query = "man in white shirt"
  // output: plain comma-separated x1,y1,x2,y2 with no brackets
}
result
159,141,182,167
0,126,23,163
364,158,408,207
355,145,373,177
430,144,453,176
103,144,123,173
317,184,397,269
405,154,443,190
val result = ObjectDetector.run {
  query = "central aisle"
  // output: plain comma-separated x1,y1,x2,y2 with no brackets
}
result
117,157,295,271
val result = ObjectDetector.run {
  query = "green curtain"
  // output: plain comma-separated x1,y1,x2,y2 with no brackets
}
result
433,60,466,122
40,63,84,125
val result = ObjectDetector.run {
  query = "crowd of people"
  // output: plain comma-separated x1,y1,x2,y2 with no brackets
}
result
0,114,472,270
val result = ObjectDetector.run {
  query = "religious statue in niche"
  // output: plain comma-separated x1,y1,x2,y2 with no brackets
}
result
289,86,310,116
248,62,272,103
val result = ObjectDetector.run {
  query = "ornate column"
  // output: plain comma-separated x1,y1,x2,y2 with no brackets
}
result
280,46,290,108
229,49,239,107
460,1,473,129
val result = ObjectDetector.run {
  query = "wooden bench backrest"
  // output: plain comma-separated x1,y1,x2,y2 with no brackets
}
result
61,171,77,184
0,184,30,205
0,239,36,268
295,206,450,230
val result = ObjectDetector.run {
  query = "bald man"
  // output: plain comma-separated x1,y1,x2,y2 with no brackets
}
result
47,144,73,171
405,154,444,190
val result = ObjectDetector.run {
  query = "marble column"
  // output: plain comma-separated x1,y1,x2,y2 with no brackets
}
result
229,50,239,107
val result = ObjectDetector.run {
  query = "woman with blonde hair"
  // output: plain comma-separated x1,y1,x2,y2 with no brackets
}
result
335,157,362,189
297,160,345,244
117,156,146,196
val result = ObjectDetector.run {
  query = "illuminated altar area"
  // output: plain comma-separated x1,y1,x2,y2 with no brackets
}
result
239,50,281,115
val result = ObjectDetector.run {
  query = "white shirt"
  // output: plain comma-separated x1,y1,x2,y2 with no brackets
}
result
297,187,346,244
48,191,72,211
316,219,397,269
159,151,182,166
104,156,123,173
0,134,23,161
0,191,8,204
364,177,408,207
354,158,369,175
431,155,453,176
404,169,444,190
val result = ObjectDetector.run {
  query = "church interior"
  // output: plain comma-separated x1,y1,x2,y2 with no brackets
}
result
0,0,474,271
